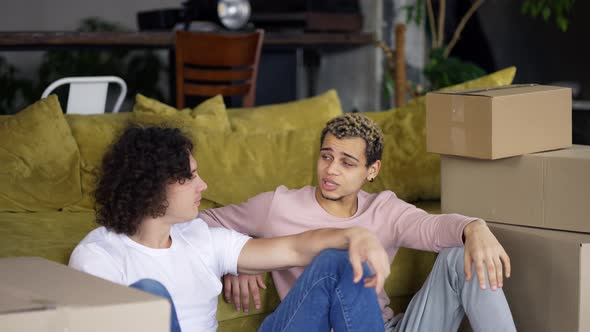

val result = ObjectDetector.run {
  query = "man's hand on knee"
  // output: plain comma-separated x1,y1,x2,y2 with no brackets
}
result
463,219,511,291
223,273,266,312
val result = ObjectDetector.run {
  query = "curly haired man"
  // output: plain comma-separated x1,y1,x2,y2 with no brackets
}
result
201,113,517,331
69,125,392,332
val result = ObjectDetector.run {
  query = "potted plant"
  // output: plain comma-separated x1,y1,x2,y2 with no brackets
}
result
376,0,576,107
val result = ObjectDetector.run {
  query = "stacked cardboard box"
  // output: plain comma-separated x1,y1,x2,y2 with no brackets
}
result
441,146,590,233
426,84,590,331
485,223,590,332
0,257,170,332
427,84,571,160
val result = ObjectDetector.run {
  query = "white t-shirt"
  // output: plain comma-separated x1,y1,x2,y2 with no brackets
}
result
69,218,251,332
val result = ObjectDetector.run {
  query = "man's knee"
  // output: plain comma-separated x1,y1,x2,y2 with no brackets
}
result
438,247,466,274
308,249,352,276
314,249,349,264
311,249,373,278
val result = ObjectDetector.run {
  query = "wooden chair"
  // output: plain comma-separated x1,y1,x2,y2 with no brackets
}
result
175,29,264,108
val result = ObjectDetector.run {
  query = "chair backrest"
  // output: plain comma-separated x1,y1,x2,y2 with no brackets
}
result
175,29,264,108
41,76,127,114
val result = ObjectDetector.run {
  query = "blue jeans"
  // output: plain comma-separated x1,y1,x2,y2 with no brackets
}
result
130,249,383,332
130,279,181,332
259,249,385,332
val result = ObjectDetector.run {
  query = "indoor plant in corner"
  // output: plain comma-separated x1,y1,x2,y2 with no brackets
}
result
405,0,576,91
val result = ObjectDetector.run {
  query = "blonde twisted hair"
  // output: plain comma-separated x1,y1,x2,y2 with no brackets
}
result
321,113,384,166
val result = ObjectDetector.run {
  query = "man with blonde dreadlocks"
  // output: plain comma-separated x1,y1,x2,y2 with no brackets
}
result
201,113,516,331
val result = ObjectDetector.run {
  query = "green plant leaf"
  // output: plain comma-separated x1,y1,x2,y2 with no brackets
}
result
521,0,575,31
543,7,551,20
521,1,531,14
382,69,394,101
557,16,568,31
402,5,415,24
415,0,424,26
424,48,486,91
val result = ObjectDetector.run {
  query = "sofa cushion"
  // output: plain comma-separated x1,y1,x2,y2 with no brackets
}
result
362,67,517,202
63,95,229,211
64,113,134,211
65,109,225,212
0,211,96,263
226,89,343,133
133,93,230,133
195,129,321,206
0,95,82,212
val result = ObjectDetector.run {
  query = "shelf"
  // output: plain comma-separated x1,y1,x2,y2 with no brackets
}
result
0,31,374,50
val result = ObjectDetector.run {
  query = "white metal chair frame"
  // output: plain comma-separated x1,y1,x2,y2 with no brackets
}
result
41,76,127,114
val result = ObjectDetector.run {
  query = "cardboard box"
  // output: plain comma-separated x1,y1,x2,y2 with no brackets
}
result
487,222,590,332
0,257,170,332
426,84,572,159
441,145,590,233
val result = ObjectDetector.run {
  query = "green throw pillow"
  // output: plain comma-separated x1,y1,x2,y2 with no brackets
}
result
0,95,82,211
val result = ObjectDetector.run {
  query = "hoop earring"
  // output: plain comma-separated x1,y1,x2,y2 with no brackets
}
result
369,177,374,183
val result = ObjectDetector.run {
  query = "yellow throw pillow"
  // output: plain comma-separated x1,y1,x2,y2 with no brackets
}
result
226,89,343,133
64,113,134,211
363,66,517,202
133,94,230,133
0,95,82,211
194,129,321,206
437,66,517,92
63,94,229,210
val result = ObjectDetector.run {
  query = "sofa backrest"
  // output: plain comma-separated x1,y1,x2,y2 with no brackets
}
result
0,95,82,212
0,67,516,212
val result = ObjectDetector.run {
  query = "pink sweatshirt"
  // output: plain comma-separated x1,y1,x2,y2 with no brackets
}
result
200,186,475,321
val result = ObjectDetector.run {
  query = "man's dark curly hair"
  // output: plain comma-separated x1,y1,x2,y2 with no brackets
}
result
321,113,384,167
95,125,194,235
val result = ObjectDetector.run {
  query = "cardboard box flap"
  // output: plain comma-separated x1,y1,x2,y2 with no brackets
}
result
0,257,159,307
494,222,590,244
0,286,52,314
0,257,170,332
487,223,590,332
432,84,568,98
533,144,590,160
581,244,590,330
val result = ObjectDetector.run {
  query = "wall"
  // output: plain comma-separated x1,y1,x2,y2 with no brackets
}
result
454,1,590,100
314,0,382,112
0,0,171,78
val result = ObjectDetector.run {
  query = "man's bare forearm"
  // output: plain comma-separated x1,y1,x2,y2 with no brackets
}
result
289,227,358,265
238,227,363,274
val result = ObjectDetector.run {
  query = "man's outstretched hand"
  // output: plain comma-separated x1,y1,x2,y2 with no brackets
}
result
346,226,391,294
